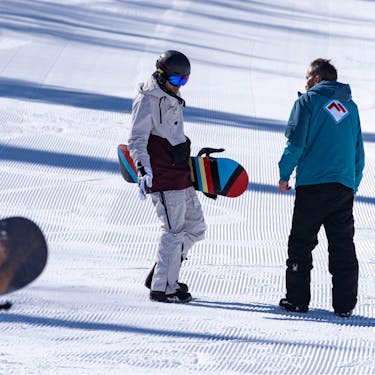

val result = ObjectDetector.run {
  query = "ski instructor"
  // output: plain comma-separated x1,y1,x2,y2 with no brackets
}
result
277,58,365,317
128,50,206,303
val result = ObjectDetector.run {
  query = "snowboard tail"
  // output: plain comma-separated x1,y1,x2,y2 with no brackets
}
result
118,145,137,183
117,144,248,198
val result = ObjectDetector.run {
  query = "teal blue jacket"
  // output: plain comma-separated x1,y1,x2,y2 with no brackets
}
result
278,80,365,192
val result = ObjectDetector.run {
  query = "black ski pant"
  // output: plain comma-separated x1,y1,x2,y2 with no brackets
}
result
285,183,358,312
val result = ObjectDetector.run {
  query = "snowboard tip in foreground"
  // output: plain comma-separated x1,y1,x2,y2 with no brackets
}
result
0,216,48,298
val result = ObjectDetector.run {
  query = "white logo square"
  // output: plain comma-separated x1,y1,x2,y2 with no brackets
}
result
324,100,349,123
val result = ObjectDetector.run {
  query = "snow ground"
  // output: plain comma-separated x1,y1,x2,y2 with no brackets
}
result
0,0,375,374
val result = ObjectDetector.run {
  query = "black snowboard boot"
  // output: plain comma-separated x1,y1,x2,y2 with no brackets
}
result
145,262,188,292
150,289,192,303
279,298,308,313
334,309,353,318
166,289,192,303
150,290,167,302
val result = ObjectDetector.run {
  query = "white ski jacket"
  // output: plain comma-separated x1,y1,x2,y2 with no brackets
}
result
128,75,192,192
128,75,187,171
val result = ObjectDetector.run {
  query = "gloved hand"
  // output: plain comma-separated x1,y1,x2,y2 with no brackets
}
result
137,162,153,200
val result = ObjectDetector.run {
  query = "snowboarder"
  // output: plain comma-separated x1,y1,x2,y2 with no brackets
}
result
128,50,206,303
278,58,365,317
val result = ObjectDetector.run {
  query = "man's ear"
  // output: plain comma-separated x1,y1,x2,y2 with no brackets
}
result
315,74,322,83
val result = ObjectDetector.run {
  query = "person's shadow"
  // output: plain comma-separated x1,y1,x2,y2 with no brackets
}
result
191,299,375,327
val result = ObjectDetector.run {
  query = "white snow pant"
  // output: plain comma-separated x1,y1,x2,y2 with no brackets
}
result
150,186,206,294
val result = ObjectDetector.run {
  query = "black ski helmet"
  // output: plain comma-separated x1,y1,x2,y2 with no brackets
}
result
156,50,191,79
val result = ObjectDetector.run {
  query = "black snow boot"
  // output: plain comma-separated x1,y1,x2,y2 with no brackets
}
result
166,289,192,303
150,291,167,302
145,262,188,292
279,298,308,313
334,309,353,318
150,289,192,303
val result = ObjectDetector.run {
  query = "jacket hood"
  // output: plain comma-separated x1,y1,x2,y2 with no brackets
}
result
138,76,166,99
138,76,183,105
309,80,352,102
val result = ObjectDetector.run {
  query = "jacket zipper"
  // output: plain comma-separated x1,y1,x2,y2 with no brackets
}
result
159,97,164,124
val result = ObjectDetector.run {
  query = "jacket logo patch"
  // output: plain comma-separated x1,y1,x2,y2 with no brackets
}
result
324,100,349,123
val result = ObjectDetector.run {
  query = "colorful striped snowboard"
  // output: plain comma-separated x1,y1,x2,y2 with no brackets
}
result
118,144,248,198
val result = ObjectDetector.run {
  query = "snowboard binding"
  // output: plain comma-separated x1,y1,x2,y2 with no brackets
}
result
197,147,225,158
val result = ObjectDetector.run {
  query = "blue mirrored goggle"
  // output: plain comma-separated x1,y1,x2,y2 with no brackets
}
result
167,75,189,87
